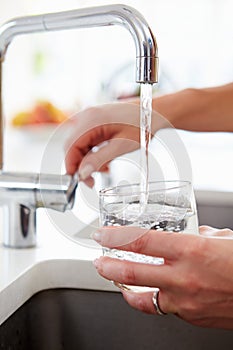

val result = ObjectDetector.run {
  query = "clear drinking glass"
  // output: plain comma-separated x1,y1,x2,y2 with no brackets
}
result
99,181,199,292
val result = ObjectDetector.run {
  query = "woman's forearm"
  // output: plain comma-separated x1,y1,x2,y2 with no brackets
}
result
154,83,233,132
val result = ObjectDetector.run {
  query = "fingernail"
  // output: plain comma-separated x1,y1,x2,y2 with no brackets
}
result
91,231,102,243
93,258,100,268
79,164,95,180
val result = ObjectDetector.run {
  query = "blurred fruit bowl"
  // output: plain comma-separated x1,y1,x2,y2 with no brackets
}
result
11,101,73,142
11,101,69,126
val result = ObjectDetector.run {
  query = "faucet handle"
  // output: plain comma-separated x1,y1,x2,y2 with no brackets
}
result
36,173,78,212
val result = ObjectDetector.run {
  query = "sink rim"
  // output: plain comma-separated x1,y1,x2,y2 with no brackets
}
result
0,258,116,326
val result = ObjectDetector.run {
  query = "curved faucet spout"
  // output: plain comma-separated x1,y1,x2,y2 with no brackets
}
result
0,4,158,83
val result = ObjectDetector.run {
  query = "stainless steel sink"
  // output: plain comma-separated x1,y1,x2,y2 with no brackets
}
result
0,288,233,350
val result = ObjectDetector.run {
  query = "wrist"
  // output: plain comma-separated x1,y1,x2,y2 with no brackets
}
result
152,88,208,133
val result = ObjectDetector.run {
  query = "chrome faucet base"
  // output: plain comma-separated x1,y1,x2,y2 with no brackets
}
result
0,171,77,248
2,203,37,248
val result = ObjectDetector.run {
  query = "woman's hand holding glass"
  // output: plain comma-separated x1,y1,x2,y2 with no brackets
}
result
93,225,233,329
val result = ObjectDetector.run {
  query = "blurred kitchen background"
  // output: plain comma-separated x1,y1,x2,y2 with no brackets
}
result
1,0,233,192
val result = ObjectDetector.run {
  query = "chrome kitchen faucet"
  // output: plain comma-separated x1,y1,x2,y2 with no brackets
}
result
0,4,158,247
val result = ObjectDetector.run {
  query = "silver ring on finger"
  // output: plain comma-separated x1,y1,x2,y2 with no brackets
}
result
152,289,167,316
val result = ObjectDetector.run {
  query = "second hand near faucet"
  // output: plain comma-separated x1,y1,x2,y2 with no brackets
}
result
0,4,158,248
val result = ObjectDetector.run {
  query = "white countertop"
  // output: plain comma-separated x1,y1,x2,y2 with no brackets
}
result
0,209,117,326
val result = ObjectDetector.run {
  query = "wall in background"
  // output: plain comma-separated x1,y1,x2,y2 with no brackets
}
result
0,0,233,120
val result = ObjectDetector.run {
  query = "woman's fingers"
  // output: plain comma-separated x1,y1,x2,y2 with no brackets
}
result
93,226,149,248
121,291,156,314
65,103,141,176
121,290,175,316
123,287,233,328
65,126,139,178
199,225,233,238
83,176,95,188
199,225,219,236
78,137,139,180
93,226,199,260
94,256,172,289
65,124,109,175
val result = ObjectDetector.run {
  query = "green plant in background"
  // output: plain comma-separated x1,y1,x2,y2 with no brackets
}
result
32,50,47,76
